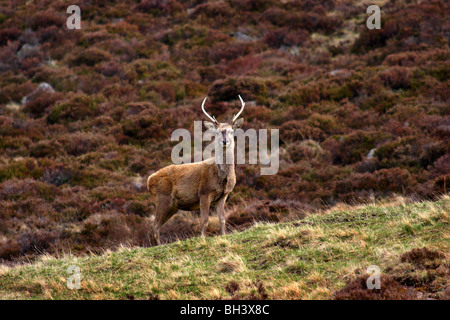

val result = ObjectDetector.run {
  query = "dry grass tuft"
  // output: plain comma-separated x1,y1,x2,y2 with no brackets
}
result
217,254,247,273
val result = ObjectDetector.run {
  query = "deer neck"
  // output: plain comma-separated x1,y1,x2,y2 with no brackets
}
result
216,147,234,181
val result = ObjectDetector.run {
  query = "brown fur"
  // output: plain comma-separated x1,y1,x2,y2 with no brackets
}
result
147,120,243,245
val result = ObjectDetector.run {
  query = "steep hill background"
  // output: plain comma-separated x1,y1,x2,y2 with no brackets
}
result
0,0,449,263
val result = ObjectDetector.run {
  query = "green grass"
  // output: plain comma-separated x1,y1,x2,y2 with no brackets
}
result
0,196,448,300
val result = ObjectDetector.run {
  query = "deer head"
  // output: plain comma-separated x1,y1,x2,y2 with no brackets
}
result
202,95,245,148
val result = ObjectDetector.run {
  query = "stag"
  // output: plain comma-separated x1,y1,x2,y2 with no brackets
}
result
147,96,245,245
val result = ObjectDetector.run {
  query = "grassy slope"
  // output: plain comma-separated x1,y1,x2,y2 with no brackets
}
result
0,196,448,300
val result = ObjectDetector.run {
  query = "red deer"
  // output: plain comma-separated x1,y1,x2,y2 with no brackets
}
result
147,96,245,245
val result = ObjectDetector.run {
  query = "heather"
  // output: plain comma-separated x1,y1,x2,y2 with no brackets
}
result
0,0,449,264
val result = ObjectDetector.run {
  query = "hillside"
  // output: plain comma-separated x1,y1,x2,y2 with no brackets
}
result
1,196,448,300
0,0,449,263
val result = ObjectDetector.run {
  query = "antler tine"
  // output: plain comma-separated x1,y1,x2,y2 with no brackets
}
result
201,97,218,124
232,95,245,123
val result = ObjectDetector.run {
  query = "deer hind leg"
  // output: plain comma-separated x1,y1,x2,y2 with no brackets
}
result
199,194,211,237
152,195,177,246
216,194,228,235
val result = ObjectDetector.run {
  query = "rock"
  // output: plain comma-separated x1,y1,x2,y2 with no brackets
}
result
230,32,255,42
329,69,351,78
280,45,300,56
367,148,376,159
21,82,55,105
17,44,40,61
18,28,39,45
131,176,144,192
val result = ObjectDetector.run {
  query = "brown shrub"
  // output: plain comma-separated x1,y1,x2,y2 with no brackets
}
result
0,42,20,72
198,66,224,82
0,27,21,46
0,136,31,156
334,275,420,300
155,82,176,102
122,114,165,141
325,131,377,165
432,175,450,196
375,136,436,170
419,141,447,169
386,248,449,297
225,281,240,296
384,52,418,67
231,0,277,11
264,28,308,48
92,115,115,129
282,83,323,105
242,104,272,123
287,140,330,163
0,159,45,183
17,230,58,255
379,67,411,90
0,240,21,260
261,8,293,27
209,77,267,103
225,280,268,300
0,178,59,201
332,102,370,130
353,0,447,53
133,0,183,17
125,101,158,116
262,7,341,33
374,168,416,192
0,80,34,105
80,212,152,247
227,199,305,230
432,154,450,176
19,56,42,72
30,140,63,158
24,92,63,118
106,21,141,38
38,25,64,43
30,10,66,30
334,172,378,193
298,12,342,34
296,0,336,11
280,120,326,143
191,1,235,18
208,41,254,64
96,61,125,78
129,156,149,175
78,30,114,46
400,248,446,268
47,93,104,124
352,20,398,53
60,132,112,156
68,48,112,67
41,165,73,186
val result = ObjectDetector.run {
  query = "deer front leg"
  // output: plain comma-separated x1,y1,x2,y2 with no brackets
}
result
216,194,228,235
199,194,211,237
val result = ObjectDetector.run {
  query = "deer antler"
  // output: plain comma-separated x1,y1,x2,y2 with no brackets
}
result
201,97,218,124
232,95,245,123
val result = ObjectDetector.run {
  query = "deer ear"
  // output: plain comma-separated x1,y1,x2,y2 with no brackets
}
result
204,121,216,130
232,118,244,130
